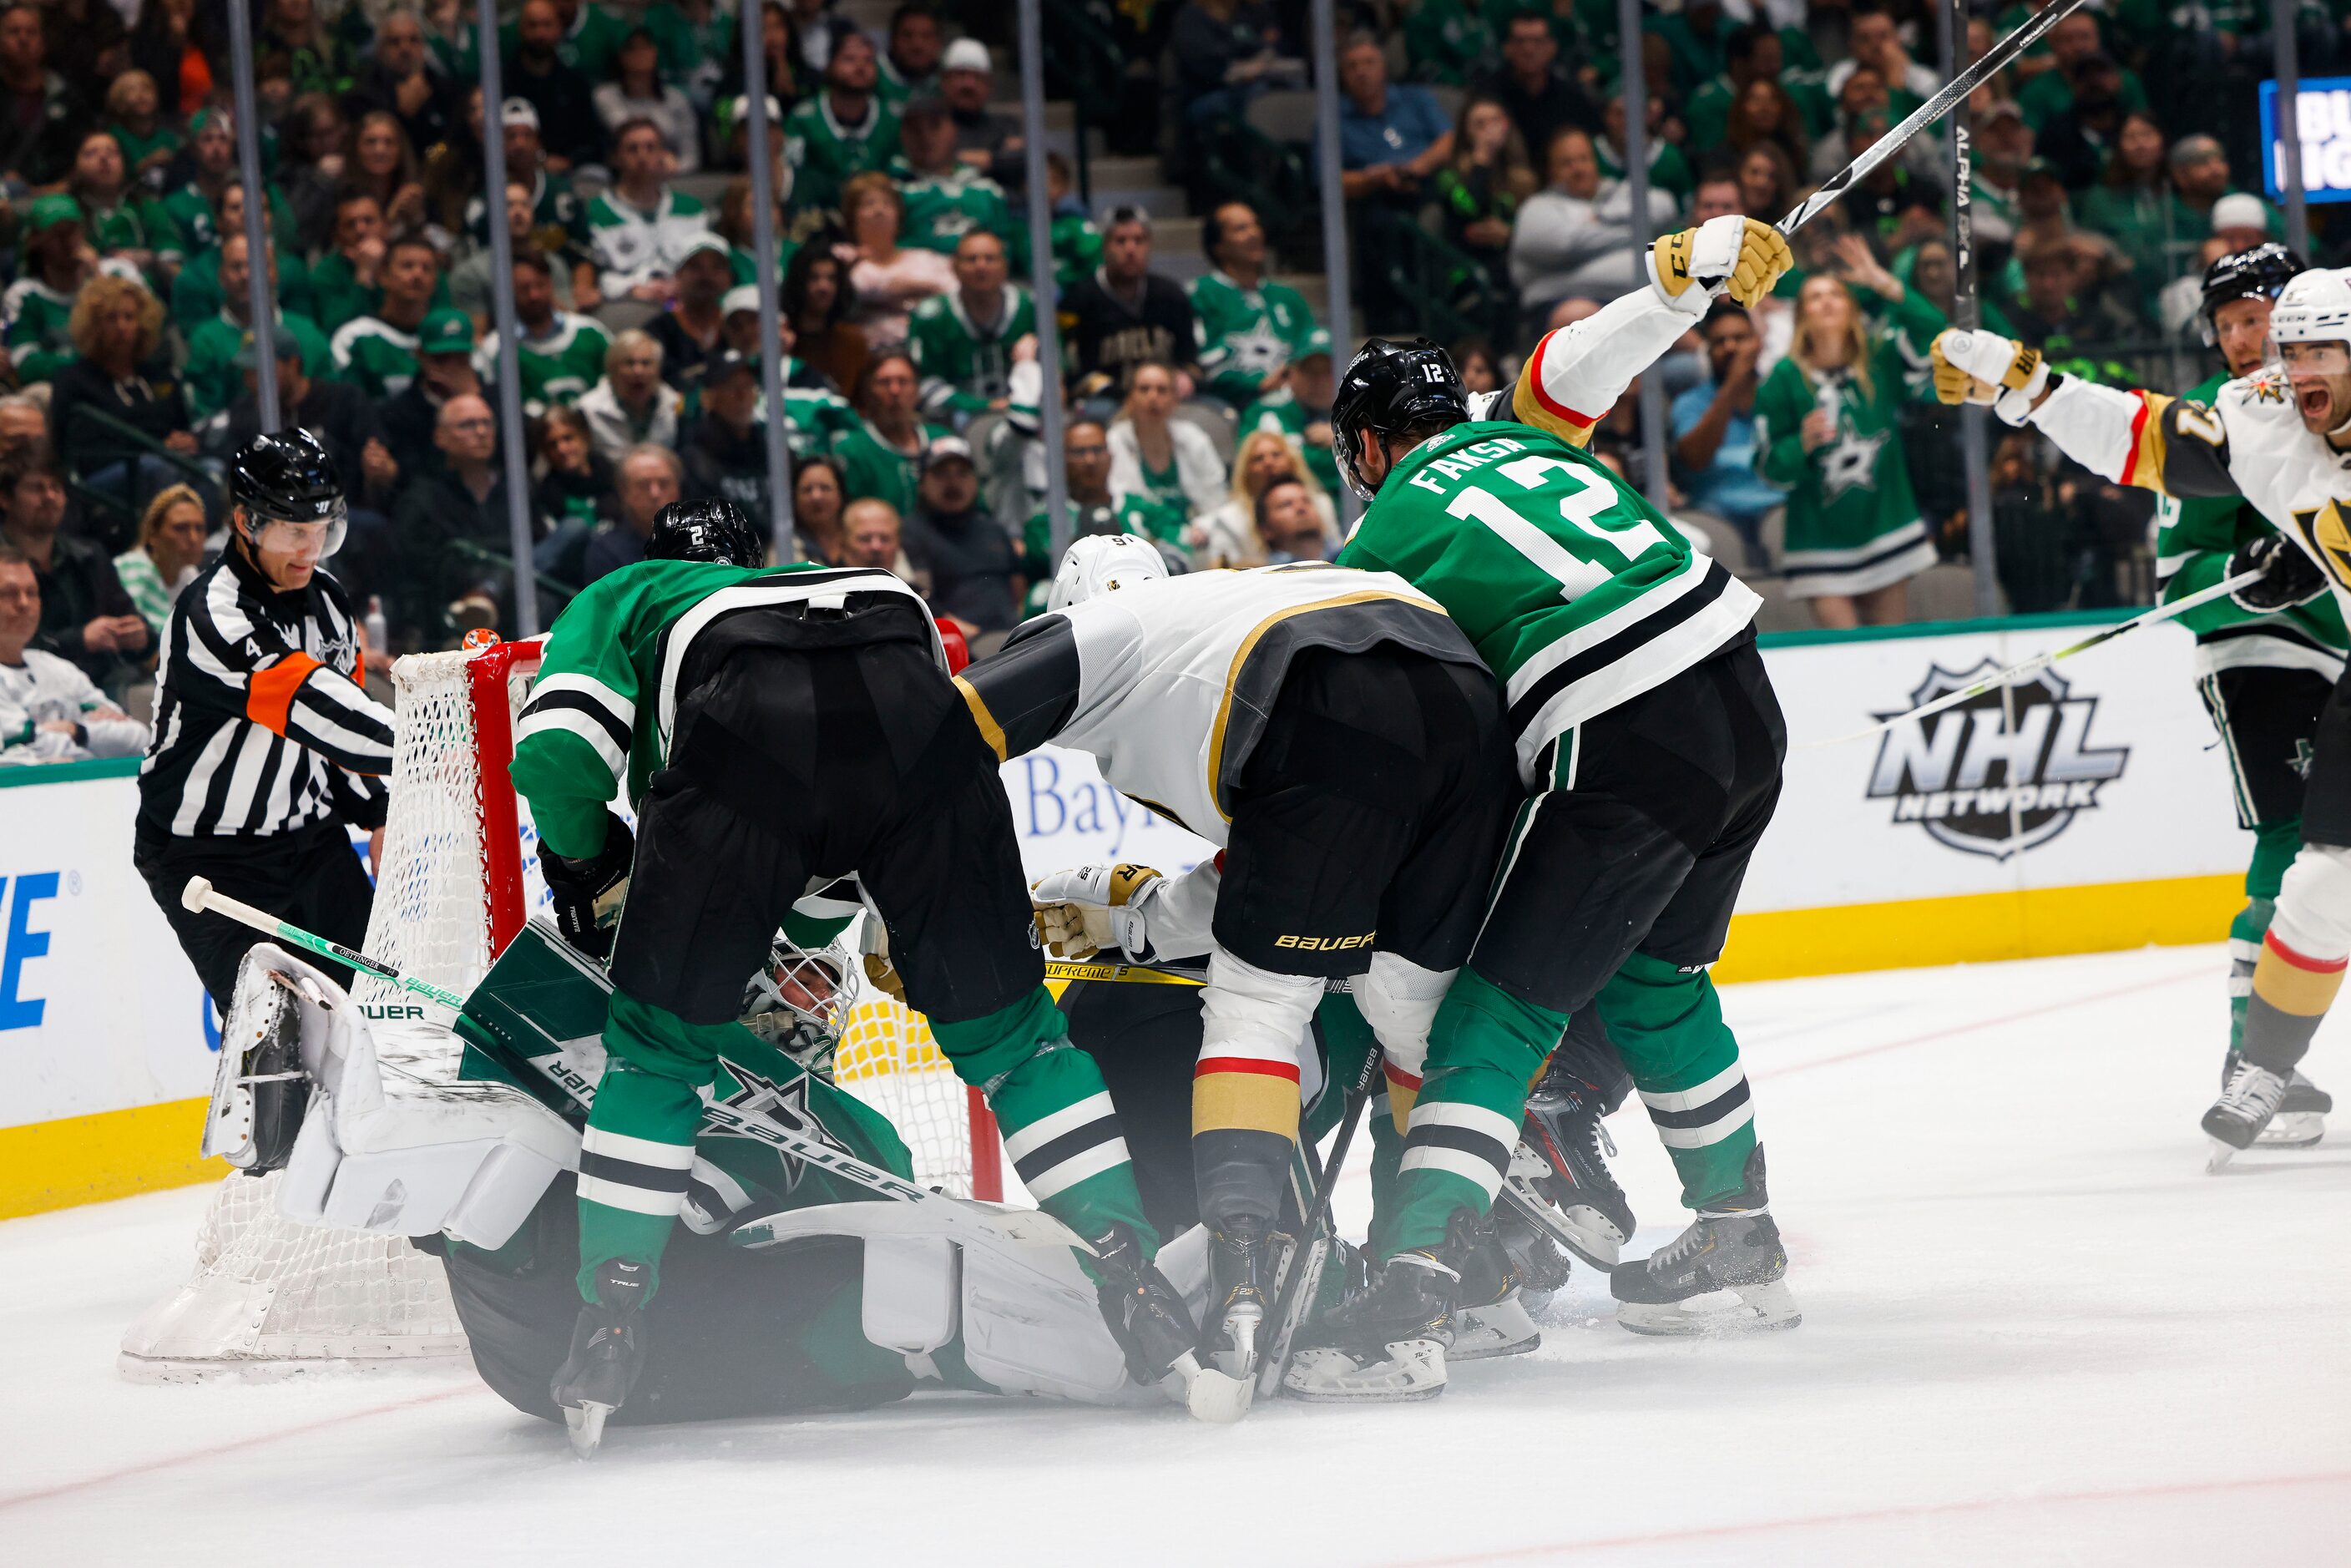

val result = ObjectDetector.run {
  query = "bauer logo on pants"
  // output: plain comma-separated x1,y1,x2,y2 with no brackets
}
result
1863,661,2129,860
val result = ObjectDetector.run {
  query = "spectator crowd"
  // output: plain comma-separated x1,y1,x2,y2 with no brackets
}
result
0,0,2317,765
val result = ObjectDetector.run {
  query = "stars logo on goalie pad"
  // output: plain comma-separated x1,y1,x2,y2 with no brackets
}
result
710,1060,850,1191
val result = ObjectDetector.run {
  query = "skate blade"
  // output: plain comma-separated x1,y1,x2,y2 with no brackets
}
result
1498,1177,1622,1271
1616,1277,1802,1338
1280,1339,1448,1404
1258,1237,1331,1399
2255,1112,2326,1148
1450,1296,1541,1361
2206,1136,2242,1174
564,1401,611,1459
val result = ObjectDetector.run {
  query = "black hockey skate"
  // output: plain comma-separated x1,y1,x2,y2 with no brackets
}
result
1491,1192,1572,1301
1503,1055,1637,1270
2204,1058,2295,1171
1449,1211,1540,1361
2220,1052,2330,1151
1611,1146,1800,1336
550,1258,650,1458
1282,1211,1482,1403
1089,1222,1238,1417
1201,1215,1278,1381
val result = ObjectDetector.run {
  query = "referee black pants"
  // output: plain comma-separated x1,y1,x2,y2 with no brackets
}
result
134,820,375,1004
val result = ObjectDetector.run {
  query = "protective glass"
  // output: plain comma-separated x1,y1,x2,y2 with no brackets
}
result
243,501,348,561
2279,341,2351,378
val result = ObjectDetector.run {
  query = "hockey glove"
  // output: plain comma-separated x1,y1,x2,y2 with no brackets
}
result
1031,863,1162,962
1930,329,2048,423
1651,216,1793,312
2228,533,2328,614
861,919,907,1004
542,812,635,961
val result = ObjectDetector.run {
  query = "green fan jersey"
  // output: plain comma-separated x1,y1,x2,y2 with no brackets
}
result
498,3,629,81
1238,386,1342,500
510,559,938,857
477,312,613,409
331,315,423,398
160,181,299,258
776,368,858,457
1051,210,1102,291
79,193,177,258
891,159,1020,259
3,278,77,382
1187,270,1320,405
184,309,331,421
586,188,712,296
1335,418,1762,776
1019,493,1190,589
782,94,901,215
908,285,1036,419
833,417,949,516
110,121,182,175
642,1,736,102
2156,368,2350,668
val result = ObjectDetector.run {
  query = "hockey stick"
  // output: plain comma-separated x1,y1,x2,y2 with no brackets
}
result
183,878,467,1009
1776,0,2091,239
1803,566,2266,749
1254,1042,1384,1399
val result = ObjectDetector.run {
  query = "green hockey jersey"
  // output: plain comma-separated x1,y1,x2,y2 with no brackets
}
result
330,314,423,398
477,312,613,409
79,192,177,259
184,309,332,421
1336,418,1762,778
2156,368,2350,675
1019,492,1190,602
782,95,900,215
776,368,858,457
3,278,77,382
586,189,712,296
833,417,949,518
908,285,1036,419
891,159,1021,260
1187,270,1319,405
510,559,940,858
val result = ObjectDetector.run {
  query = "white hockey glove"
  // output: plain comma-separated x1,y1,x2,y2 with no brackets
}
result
1650,215,1793,314
1930,329,2048,424
1031,863,1162,962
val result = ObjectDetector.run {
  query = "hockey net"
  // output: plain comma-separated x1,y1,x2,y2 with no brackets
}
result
122,636,995,1378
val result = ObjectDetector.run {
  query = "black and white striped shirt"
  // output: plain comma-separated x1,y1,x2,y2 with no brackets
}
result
135,546,393,847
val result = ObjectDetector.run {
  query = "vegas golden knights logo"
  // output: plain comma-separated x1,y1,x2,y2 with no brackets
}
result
2289,504,2351,588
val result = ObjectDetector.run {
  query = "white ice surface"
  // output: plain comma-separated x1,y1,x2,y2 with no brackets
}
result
3,944,2346,1567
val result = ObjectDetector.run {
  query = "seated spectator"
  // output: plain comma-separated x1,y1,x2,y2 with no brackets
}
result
1685,20,1783,150
1725,73,1807,175
1671,301,1784,564
1252,474,1335,564
577,329,683,464
786,451,847,564
1597,87,1696,201
275,93,349,254
128,0,210,120
589,117,714,305
4,197,97,384
1170,0,1288,126
643,235,732,397
379,312,489,481
308,191,392,335
940,36,1019,184
714,174,798,290
182,235,331,424
162,110,259,257
786,245,871,397
346,8,458,161
453,182,576,320
1403,0,1494,85
531,402,618,577
2079,110,2172,320
1043,151,1102,290
840,170,955,346
1509,127,1676,312
839,495,915,581
49,276,192,529
901,432,1018,637
113,483,206,640
784,29,900,216
877,4,943,104
892,94,1019,259
2037,46,2131,193
1839,111,1944,257
218,337,401,610
104,68,179,189
470,101,599,309
342,112,432,242
422,0,482,85
1451,336,1501,395
833,351,946,517
65,133,172,283
0,3,88,189
2007,231,2136,352
595,26,700,173
1190,201,1318,408
1,441,145,694
1433,98,1535,292
393,392,519,640
1328,31,1453,208
2017,8,2145,132
1735,140,1799,227
1110,361,1224,523
1061,206,1198,400
330,237,449,398
1238,325,1338,498
0,545,145,764
1191,427,1336,568
909,230,1035,422
171,182,318,333
582,442,684,582
680,347,776,523
1828,3,1937,113
1474,13,1601,174
1968,99,2030,255
2167,134,2275,254
261,0,355,99
507,0,604,171
643,0,735,113
1020,417,1188,598
474,252,612,412
522,0,629,82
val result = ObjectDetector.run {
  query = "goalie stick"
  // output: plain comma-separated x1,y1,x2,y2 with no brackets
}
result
1255,1041,1383,1399
1775,0,2091,240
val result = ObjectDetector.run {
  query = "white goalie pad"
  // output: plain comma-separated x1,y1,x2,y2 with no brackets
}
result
214,943,578,1250
737,1201,1216,1405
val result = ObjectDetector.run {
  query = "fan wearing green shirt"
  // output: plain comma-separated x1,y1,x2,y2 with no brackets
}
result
832,352,949,518
1018,417,1187,612
183,234,332,424
783,31,901,217
1188,202,1321,409
3,197,96,385
473,251,613,411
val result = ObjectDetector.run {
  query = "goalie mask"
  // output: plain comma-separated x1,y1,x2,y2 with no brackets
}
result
740,931,854,1078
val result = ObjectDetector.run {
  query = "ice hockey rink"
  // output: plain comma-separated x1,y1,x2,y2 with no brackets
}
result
3,941,2343,1568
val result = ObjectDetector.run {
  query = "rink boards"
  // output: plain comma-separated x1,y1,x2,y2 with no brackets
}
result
0,608,2259,1216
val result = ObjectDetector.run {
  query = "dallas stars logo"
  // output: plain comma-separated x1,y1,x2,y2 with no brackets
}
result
1818,424,1887,502
1221,316,1292,382
711,1059,850,1192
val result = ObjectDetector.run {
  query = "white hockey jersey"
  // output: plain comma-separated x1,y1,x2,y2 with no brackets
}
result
954,563,1482,844
0,649,147,764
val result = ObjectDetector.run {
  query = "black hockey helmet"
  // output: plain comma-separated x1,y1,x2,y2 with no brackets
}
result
1330,337,1470,499
229,427,347,554
2202,241,2306,329
648,498,762,567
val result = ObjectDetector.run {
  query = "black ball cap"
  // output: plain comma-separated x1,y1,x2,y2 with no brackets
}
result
648,497,763,567
230,427,346,524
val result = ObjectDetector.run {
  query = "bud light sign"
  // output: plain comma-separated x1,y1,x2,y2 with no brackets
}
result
2263,78,2351,204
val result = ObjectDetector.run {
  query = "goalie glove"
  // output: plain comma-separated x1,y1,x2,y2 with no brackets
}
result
1651,215,1794,313
1031,863,1162,962
2228,533,2329,614
1930,328,2049,424
541,811,634,961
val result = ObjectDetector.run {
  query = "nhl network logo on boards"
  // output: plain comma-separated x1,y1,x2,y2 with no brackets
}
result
1863,660,2128,860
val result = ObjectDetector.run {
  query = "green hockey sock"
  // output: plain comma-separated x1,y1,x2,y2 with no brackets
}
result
2246,820,2301,904
574,989,733,1302
1365,1085,1408,1259
1384,967,1565,1257
932,986,1156,1255
1598,952,1757,1211
2230,824,2298,1055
